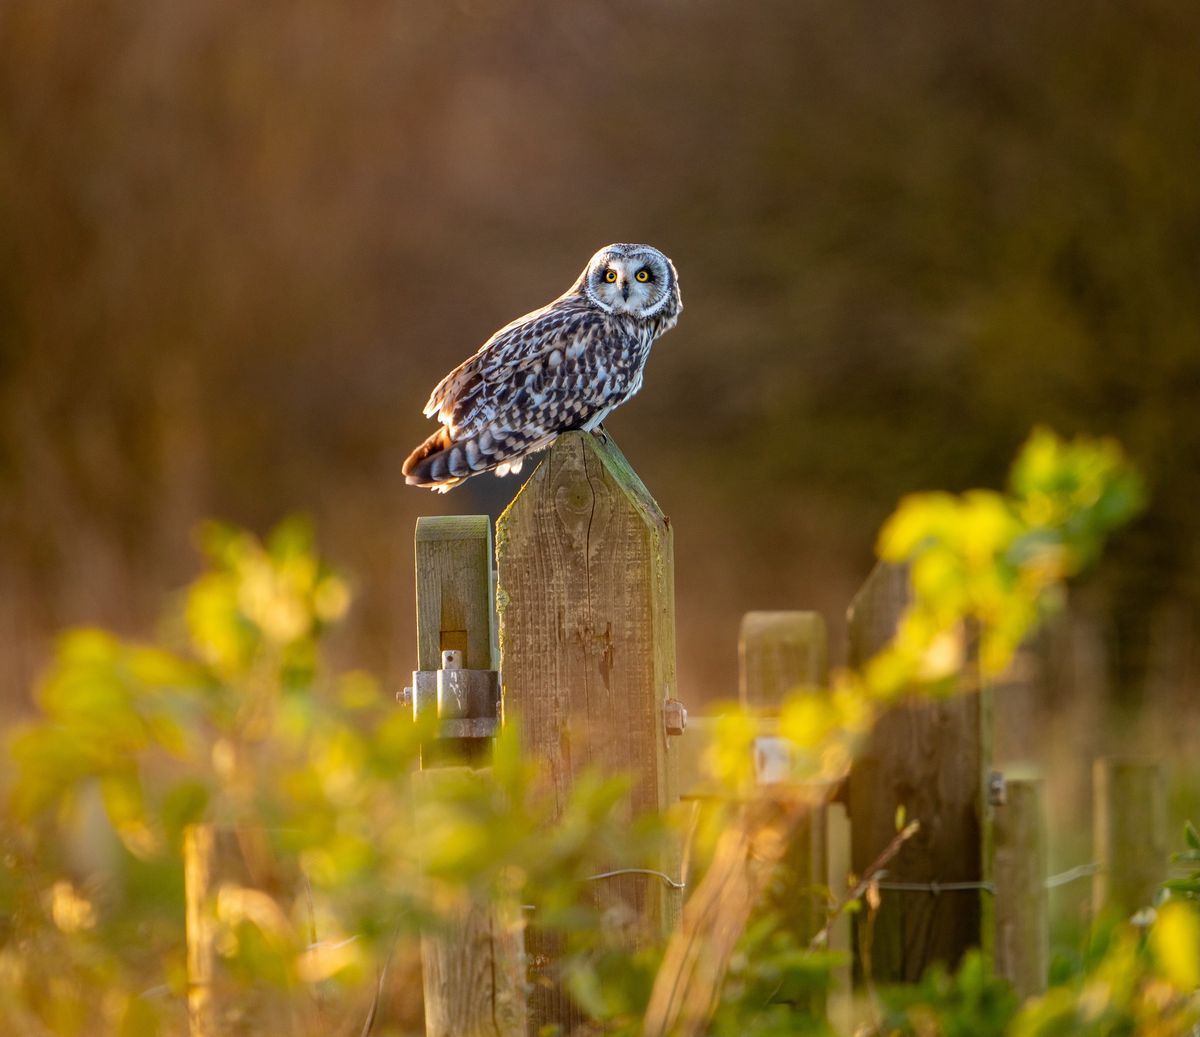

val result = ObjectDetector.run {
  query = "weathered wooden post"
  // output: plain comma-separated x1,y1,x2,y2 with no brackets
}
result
993,777,1048,999
408,515,526,1037
1092,757,1168,917
739,612,827,710
495,431,683,1033
845,563,991,983
739,612,829,955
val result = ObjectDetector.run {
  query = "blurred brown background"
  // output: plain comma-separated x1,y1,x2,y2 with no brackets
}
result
2,0,1198,739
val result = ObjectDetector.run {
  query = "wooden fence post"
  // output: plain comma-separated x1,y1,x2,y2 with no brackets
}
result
415,516,495,673
739,612,829,954
642,613,831,1035
412,515,526,1037
845,562,991,983
1093,757,1168,917
994,777,1048,999
495,431,681,1034
739,611,827,710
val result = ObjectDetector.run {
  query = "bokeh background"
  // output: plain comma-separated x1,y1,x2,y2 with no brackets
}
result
2,0,1198,782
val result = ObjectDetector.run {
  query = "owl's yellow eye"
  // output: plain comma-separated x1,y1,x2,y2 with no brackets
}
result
635,269,650,283
604,269,618,283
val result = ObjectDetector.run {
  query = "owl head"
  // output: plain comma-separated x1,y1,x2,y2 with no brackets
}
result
576,243,682,320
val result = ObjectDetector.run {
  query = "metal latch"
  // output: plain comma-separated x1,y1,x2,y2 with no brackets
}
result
754,736,795,786
399,649,500,741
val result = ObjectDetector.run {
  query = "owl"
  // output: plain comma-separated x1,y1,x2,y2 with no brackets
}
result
403,243,683,492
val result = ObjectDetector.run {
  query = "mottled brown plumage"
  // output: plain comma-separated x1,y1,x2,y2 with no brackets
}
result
404,243,682,492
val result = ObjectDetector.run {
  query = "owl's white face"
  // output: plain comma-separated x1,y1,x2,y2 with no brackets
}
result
579,244,680,319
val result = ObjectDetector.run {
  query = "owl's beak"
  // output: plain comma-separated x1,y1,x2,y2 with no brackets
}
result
620,279,630,301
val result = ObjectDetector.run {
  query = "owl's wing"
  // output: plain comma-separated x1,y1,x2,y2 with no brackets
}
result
423,298,630,440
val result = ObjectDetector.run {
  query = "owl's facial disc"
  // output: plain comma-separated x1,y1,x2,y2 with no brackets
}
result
585,247,671,316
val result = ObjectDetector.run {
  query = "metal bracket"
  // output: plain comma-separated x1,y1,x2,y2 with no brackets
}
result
399,649,500,741
664,698,688,736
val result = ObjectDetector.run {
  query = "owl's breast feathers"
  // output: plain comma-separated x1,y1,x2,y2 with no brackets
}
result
404,292,671,492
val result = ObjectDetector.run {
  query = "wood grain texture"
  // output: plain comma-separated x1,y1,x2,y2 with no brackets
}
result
415,515,496,672
495,431,680,1033
414,768,527,1037
994,777,1048,999
846,562,989,984
1093,757,1167,916
739,611,827,712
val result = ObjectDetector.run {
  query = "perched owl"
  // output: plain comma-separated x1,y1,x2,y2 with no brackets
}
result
403,243,682,492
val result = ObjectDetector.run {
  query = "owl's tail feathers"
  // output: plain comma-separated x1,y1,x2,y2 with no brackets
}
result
403,426,514,493
403,427,468,492
404,426,551,492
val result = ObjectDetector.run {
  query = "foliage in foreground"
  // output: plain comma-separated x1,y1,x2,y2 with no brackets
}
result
1,520,649,1034
2,427,1195,1037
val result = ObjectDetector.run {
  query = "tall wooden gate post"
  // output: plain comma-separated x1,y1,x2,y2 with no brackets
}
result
411,516,526,1037
845,563,991,983
495,431,682,1033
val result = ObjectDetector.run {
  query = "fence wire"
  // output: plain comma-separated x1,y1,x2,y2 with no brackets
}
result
1044,861,1100,889
874,860,1104,896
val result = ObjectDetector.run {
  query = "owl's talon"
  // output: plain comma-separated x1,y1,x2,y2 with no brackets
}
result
592,424,609,444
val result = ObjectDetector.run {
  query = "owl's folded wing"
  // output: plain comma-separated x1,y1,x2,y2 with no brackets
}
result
422,301,629,441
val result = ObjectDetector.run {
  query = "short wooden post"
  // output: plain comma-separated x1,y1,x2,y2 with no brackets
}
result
845,562,990,983
739,612,829,956
184,823,216,1037
644,615,833,1036
416,516,497,767
994,777,1048,999
1093,757,1168,917
495,431,681,1033
416,515,495,672
739,611,827,709
412,515,526,1037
